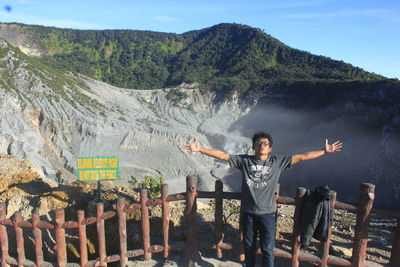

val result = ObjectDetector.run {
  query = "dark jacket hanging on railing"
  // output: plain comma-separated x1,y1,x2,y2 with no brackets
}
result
299,185,333,248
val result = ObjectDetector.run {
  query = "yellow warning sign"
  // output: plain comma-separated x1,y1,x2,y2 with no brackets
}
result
77,157,119,181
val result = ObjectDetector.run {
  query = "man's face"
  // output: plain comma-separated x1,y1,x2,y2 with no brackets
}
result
253,137,272,155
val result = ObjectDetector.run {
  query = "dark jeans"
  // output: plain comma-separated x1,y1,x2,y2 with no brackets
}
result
242,212,276,267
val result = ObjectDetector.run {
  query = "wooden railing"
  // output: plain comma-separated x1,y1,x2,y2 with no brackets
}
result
0,176,399,266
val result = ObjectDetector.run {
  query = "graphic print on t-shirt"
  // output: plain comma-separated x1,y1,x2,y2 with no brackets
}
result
247,163,272,188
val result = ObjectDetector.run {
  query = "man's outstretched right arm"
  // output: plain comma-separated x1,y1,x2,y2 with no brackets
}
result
183,139,230,162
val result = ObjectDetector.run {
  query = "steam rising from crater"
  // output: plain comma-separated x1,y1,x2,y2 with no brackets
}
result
215,103,400,209
223,130,250,154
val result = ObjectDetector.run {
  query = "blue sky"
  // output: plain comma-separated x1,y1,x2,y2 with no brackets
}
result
1,0,399,79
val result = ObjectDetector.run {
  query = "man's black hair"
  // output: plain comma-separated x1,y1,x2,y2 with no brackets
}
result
252,132,273,147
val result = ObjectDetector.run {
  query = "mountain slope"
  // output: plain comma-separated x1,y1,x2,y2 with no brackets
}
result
0,23,385,91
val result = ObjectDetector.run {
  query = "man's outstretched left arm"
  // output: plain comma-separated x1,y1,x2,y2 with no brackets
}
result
291,139,343,165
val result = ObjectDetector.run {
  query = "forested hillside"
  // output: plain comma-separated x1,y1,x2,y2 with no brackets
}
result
0,23,386,91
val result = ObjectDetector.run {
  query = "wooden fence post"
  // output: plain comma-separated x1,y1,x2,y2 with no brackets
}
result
162,184,170,259
0,203,10,267
96,202,107,266
184,176,202,267
117,198,127,266
14,212,26,267
77,210,88,267
141,188,151,260
55,208,67,267
215,180,223,258
389,217,400,266
352,183,375,267
319,191,337,267
32,213,44,267
291,187,307,267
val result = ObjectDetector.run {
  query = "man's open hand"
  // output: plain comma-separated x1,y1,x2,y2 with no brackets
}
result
325,139,343,153
183,139,201,152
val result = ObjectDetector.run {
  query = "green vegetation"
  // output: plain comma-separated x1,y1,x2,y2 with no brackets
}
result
118,116,127,122
223,199,241,224
128,174,165,199
166,89,188,104
137,117,167,127
144,100,164,119
0,47,8,58
3,23,387,94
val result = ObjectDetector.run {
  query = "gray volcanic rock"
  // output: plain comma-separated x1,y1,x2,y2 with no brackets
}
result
0,40,251,193
0,24,44,56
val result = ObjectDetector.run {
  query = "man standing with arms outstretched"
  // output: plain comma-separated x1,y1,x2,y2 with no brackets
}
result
184,132,342,267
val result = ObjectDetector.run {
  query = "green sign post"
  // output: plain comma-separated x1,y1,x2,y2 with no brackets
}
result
77,157,119,200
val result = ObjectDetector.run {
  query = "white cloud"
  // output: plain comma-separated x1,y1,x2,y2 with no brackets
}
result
153,16,181,22
0,13,108,29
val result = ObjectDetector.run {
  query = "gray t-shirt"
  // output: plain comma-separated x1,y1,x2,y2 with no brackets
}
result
229,154,292,214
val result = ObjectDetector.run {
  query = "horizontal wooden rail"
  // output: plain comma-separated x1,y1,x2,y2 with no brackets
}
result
277,195,296,205
335,200,358,212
